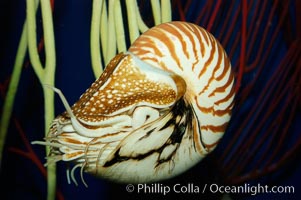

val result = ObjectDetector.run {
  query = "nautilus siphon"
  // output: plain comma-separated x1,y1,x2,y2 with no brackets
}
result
33,21,235,185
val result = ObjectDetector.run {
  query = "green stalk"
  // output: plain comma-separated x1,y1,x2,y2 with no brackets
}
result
114,0,126,52
105,0,117,65
91,0,103,78
161,0,171,23
135,3,149,33
26,0,44,82
99,0,108,68
0,23,27,164
40,0,56,199
125,0,139,44
151,0,161,25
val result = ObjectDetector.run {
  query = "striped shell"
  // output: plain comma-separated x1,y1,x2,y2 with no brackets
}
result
36,21,235,185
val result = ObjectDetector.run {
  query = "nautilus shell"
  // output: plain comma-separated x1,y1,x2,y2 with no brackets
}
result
34,21,235,185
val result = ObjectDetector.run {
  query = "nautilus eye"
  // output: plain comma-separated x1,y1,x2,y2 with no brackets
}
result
34,21,235,185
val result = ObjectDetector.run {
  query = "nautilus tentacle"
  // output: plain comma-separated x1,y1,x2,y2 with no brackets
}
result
33,21,235,184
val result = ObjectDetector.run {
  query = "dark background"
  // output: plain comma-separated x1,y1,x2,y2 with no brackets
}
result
0,0,300,199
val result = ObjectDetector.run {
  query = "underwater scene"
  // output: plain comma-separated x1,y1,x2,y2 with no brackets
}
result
0,0,300,199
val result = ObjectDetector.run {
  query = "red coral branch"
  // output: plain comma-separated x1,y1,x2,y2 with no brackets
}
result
235,0,247,92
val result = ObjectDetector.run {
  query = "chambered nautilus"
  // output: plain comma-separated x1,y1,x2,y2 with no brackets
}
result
33,21,235,185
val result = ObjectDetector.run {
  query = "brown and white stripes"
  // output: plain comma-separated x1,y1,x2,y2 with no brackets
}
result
33,21,235,185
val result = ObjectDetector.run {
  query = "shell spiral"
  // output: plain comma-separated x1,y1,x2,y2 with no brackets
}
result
35,21,235,184
129,21,235,148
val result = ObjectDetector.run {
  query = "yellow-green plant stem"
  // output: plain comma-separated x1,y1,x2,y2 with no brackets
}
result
136,4,149,33
40,0,56,198
161,0,172,23
114,0,126,53
0,0,40,169
126,0,140,44
99,0,108,67
151,0,161,25
105,0,117,65
91,0,104,78
27,0,57,200
27,0,44,81
0,23,27,164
